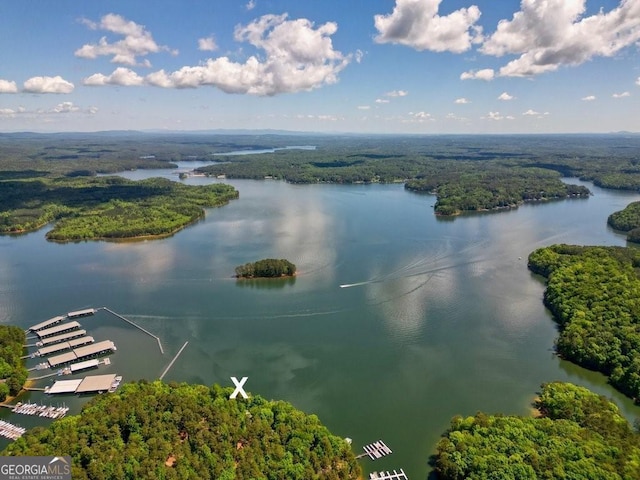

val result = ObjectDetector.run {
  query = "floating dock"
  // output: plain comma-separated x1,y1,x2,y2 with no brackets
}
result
46,340,116,368
45,374,122,395
357,440,393,460
12,402,69,419
35,336,94,357
369,469,408,480
37,329,87,347
0,420,26,440
67,308,96,319
35,321,81,339
28,315,65,332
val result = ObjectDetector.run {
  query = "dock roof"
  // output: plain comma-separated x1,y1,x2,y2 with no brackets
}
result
75,374,116,394
36,321,81,339
70,359,99,372
38,329,87,346
28,316,65,332
68,336,94,348
46,379,83,394
73,340,115,359
47,351,78,368
67,308,96,318
37,342,72,357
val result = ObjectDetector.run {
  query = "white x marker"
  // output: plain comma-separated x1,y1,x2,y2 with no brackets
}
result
230,376,249,399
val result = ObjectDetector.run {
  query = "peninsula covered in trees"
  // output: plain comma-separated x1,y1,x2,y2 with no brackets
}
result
0,325,28,402
608,201,640,243
435,382,640,479
235,259,297,278
0,176,238,241
3,381,360,480
528,244,640,401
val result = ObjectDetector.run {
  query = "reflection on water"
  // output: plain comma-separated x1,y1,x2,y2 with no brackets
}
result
2,173,640,477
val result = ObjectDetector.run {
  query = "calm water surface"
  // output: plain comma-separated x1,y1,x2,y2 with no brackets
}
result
1,168,640,478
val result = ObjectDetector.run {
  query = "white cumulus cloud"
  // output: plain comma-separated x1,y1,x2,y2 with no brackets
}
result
375,98,390,104
582,95,596,101
76,13,175,66
498,92,515,101
637,77,640,86
523,109,539,116
198,37,217,51
483,111,515,121
386,90,408,97
23,76,74,94
374,0,482,53
455,97,470,104
83,67,145,86
460,68,494,81
145,14,351,95
612,91,630,98
0,79,18,93
52,102,80,113
357,105,371,110
246,0,256,10
480,0,640,77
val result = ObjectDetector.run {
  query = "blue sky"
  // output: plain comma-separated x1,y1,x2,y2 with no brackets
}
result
1,0,639,134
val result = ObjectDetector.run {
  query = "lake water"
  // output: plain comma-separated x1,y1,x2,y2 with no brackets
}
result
2,167,640,477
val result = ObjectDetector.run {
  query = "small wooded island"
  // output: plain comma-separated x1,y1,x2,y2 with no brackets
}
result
235,258,297,278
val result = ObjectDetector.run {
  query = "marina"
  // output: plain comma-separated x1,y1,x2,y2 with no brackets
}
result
0,420,26,441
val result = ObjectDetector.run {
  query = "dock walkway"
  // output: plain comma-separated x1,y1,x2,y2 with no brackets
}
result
101,307,164,354
0,420,25,441
369,469,408,480
357,440,393,460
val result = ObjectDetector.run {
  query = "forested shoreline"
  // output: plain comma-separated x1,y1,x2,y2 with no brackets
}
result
608,202,640,243
528,245,640,401
0,326,28,402
435,382,640,479
0,176,238,241
3,381,360,480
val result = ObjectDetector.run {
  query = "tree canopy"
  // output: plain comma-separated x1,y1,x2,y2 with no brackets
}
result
608,202,640,243
0,176,238,241
0,325,28,401
435,382,640,480
528,244,640,401
3,381,360,480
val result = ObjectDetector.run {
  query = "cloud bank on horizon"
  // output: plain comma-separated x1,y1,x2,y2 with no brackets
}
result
1,0,639,133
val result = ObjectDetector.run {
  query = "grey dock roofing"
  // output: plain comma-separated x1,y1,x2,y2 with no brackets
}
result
67,308,96,318
75,374,117,394
47,340,116,368
36,336,95,357
35,321,81,339
28,315,65,332
38,329,87,346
